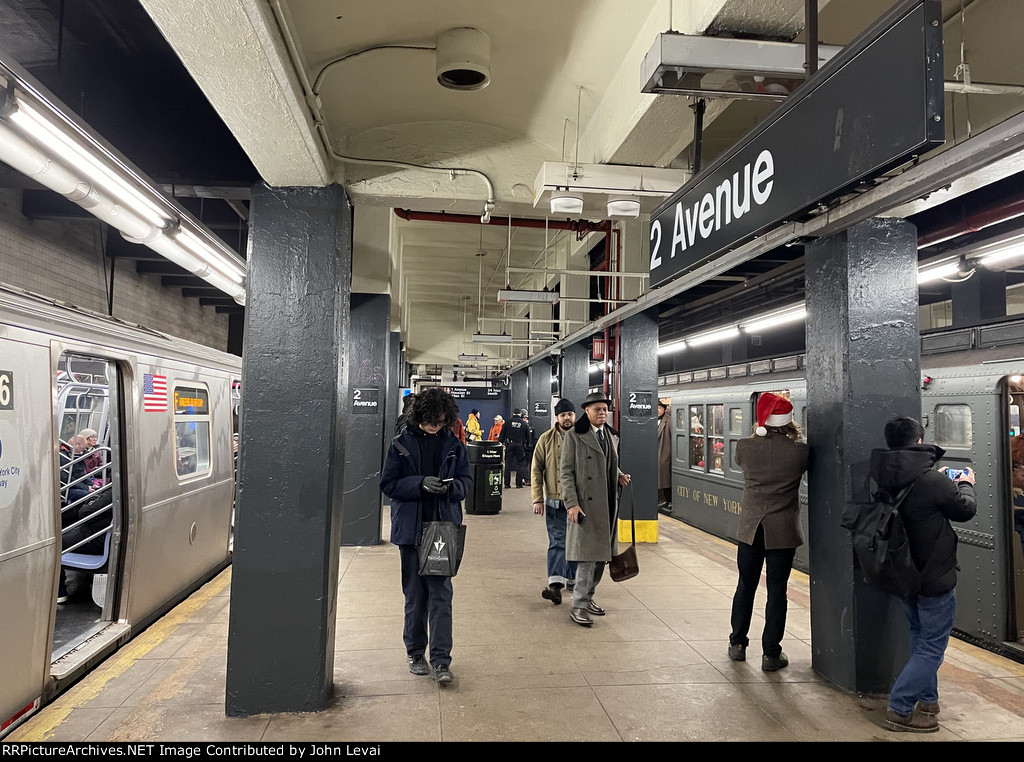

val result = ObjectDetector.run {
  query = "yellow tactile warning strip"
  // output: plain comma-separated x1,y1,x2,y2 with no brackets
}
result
618,518,658,543
8,567,232,741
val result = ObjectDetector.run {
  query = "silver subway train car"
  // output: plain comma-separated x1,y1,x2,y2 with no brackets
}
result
0,285,241,736
660,323,1024,663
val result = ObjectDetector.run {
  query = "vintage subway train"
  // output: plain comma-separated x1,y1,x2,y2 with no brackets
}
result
0,284,241,736
660,321,1024,663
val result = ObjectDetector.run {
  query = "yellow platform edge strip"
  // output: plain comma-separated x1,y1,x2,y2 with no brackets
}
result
618,518,658,543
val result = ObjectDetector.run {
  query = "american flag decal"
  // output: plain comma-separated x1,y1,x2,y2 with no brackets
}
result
143,373,168,412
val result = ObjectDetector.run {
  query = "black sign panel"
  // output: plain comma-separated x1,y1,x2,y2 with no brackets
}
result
353,388,380,414
0,370,12,410
441,386,503,400
533,401,549,417
627,391,653,418
649,0,943,287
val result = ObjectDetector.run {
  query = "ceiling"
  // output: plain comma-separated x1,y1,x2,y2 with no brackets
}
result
3,0,1024,373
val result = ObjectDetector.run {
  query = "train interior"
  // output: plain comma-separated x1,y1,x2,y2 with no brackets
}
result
1005,375,1024,645
53,354,123,664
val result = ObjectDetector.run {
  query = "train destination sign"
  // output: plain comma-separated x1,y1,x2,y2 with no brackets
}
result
649,0,943,287
353,388,379,414
174,387,209,415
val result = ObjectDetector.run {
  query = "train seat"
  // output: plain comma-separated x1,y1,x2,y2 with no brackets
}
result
61,529,111,573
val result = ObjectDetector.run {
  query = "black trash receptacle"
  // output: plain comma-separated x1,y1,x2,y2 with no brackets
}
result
465,441,503,514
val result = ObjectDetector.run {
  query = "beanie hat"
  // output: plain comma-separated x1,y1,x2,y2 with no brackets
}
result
755,392,794,436
554,398,574,415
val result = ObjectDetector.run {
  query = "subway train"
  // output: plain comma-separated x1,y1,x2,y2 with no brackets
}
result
659,319,1024,663
0,284,241,736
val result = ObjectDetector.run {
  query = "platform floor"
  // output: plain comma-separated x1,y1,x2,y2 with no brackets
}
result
10,487,1024,743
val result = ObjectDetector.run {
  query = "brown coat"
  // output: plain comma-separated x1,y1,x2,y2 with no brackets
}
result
735,432,809,549
657,413,671,490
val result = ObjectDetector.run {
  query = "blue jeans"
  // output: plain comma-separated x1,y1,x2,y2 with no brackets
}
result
545,499,577,586
399,544,454,667
888,588,957,715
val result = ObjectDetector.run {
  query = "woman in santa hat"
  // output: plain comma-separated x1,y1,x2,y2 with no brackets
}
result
727,391,809,672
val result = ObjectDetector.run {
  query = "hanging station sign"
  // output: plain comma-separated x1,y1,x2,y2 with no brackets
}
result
648,0,944,288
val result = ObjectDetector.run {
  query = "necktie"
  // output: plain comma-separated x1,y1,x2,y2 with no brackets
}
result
597,427,607,455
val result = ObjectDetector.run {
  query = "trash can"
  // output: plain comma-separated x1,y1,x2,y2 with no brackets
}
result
465,441,503,514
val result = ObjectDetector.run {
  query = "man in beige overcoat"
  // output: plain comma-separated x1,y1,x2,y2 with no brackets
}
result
560,391,631,627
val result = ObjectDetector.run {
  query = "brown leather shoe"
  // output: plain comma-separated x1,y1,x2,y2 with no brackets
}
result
570,607,593,626
885,709,939,733
915,701,940,717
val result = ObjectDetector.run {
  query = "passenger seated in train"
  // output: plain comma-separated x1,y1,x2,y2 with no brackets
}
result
1011,433,1024,558
60,434,91,508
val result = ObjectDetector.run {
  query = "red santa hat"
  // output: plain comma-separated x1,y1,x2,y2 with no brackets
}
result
755,392,793,436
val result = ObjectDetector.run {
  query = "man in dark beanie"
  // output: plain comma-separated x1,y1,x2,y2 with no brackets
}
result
531,398,578,604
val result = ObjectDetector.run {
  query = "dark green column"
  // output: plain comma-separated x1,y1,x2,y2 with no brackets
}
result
617,312,659,538
510,369,528,416
560,342,589,411
528,360,552,433
805,218,919,692
226,184,351,715
341,293,390,546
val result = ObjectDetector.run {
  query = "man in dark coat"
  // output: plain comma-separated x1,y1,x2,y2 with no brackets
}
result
499,409,531,488
380,388,472,685
560,391,630,627
657,401,671,512
869,416,976,733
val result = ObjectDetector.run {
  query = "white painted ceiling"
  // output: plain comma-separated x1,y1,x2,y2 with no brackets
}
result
137,0,1024,373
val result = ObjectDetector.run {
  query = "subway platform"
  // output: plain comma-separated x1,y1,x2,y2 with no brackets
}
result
8,487,1024,743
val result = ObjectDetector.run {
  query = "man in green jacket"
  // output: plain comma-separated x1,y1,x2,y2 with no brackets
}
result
532,398,578,604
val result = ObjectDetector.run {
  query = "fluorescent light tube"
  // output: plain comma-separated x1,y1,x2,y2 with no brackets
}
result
917,262,961,284
741,306,806,333
472,333,512,343
977,241,1024,267
657,339,687,355
686,326,740,347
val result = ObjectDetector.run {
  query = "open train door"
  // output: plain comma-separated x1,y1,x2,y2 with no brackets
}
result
1002,375,1024,648
51,353,128,684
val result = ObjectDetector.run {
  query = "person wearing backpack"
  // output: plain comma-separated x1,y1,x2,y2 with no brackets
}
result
868,416,976,733
728,392,809,672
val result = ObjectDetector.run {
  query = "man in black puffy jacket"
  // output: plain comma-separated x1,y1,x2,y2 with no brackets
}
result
500,409,531,488
868,416,976,733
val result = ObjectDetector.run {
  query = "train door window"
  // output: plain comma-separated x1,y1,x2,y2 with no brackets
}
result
689,405,705,469
708,404,725,473
729,408,744,435
674,406,688,463
54,354,123,659
173,384,212,478
934,404,972,448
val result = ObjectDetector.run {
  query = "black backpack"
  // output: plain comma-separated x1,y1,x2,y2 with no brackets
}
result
841,476,927,598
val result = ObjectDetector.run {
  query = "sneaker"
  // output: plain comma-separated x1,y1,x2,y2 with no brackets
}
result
432,663,454,685
761,652,789,672
407,654,429,676
586,601,605,616
57,576,70,605
542,584,563,605
885,708,939,733
728,643,746,662
570,607,593,627
915,701,940,717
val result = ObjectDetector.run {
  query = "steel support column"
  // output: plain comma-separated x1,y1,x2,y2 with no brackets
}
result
341,293,390,546
226,184,351,715
528,361,552,436
805,218,918,692
560,343,590,412
616,311,659,542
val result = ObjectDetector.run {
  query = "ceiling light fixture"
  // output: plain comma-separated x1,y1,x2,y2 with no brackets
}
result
741,305,807,333
458,353,489,362
472,332,512,344
436,27,491,91
0,61,247,304
657,339,686,356
606,197,641,217
549,192,584,215
498,289,560,304
917,261,961,284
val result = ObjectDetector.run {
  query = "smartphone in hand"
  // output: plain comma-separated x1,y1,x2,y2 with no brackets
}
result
942,467,967,481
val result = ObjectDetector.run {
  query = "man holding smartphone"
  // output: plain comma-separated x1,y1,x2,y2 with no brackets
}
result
868,416,977,733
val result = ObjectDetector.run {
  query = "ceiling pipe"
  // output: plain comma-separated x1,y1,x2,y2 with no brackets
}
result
916,192,1024,249
394,208,607,236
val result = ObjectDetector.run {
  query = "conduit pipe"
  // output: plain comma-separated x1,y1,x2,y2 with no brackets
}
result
917,192,1024,248
394,208,607,236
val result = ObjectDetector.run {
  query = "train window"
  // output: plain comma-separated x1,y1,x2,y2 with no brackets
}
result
173,384,212,478
689,405,705,469
934,404,972,449
730,440,740,472
729,408,743,435
676,407,687,431
709,404,725,473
